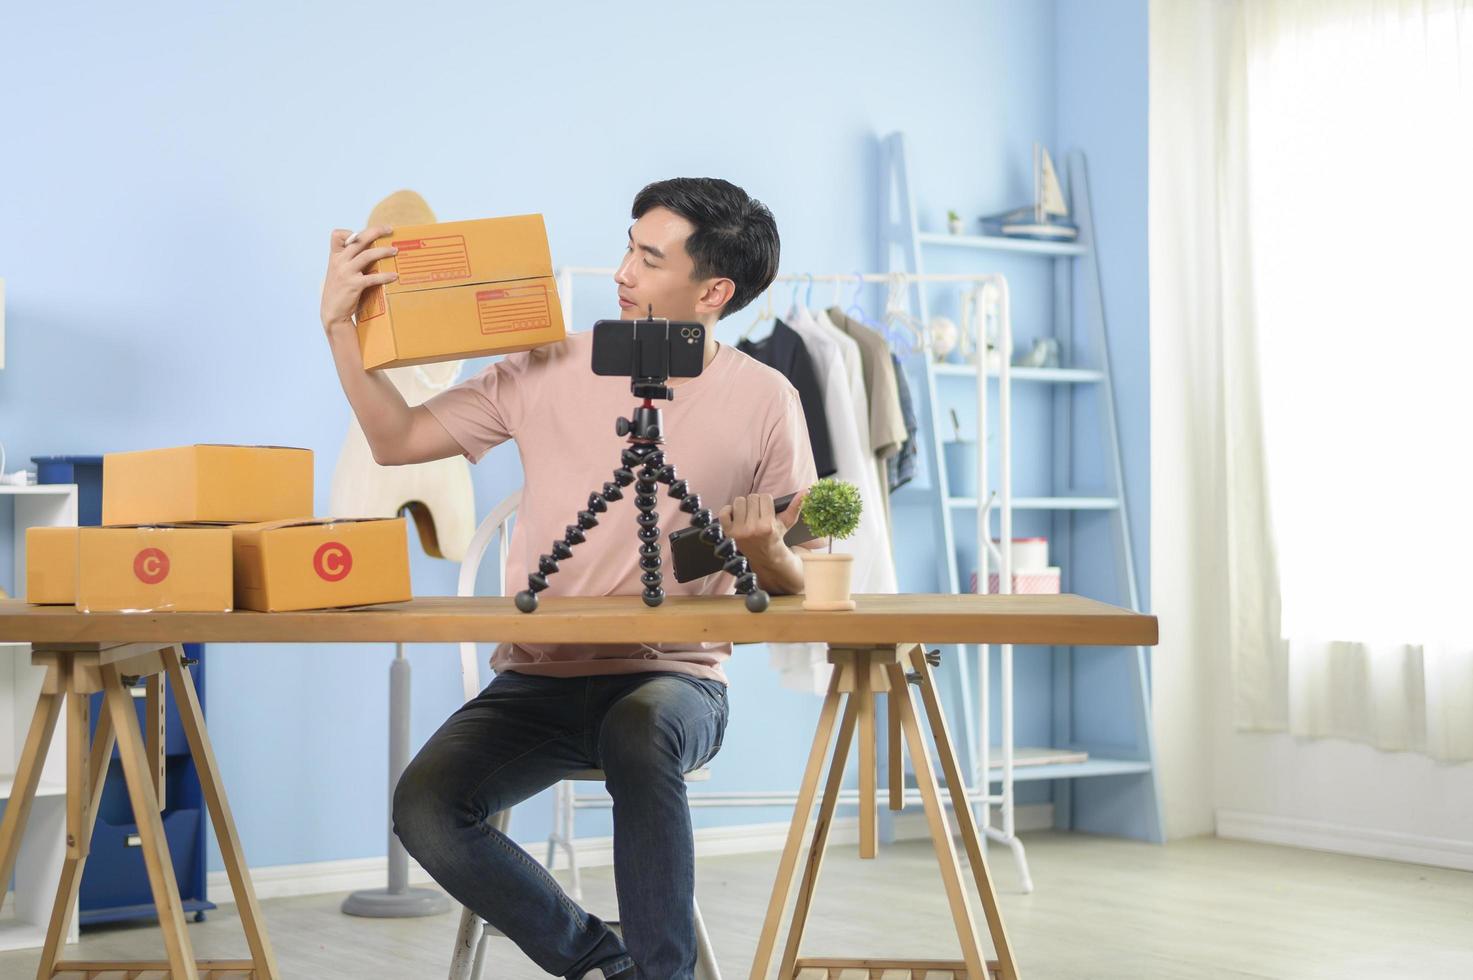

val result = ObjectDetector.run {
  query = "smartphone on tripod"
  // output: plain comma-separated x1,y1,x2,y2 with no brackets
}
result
591,317,706,379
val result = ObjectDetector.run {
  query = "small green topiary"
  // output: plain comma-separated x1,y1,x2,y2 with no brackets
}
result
799,479,863,554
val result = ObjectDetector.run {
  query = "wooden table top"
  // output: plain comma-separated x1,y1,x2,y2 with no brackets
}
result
0,594,1157,648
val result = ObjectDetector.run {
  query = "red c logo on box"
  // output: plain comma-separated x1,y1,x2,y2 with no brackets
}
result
314,542,352,582
134,548,170,585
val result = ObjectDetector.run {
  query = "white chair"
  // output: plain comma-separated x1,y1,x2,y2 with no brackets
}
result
448,490,722,980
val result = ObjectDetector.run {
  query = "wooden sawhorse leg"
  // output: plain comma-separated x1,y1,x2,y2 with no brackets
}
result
748,644,1020,980
0,643,280,980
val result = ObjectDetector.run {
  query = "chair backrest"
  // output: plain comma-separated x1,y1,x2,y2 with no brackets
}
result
457,488,521,702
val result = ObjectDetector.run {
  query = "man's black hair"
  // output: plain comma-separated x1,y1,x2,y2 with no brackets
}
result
631,177,780,320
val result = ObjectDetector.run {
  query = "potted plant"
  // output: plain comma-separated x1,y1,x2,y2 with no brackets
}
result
947,209,965,235
798,478,863,610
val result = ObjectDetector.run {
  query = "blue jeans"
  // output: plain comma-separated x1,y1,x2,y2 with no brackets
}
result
393,670,729,980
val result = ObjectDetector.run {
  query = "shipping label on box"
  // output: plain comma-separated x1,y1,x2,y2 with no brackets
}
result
354,214,566,369
230,517,411,612
103,444,314,526
76,525,234,613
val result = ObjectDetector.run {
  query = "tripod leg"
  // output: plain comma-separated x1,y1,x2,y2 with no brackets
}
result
660,461,771,613
513,451,634,613
633,446,668,608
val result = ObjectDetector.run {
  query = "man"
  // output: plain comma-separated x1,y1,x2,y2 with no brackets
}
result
318,177,819,979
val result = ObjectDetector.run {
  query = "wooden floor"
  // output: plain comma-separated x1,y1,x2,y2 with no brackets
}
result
3,832,1470,979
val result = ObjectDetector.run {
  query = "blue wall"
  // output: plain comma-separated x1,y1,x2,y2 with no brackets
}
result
1,0,1149,871
1054,0,1154,833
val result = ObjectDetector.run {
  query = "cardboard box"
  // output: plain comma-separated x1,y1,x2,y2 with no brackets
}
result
103,445,313,526
354,214,566,369
26,526,79,605
75,525,234,613
230,517,412,612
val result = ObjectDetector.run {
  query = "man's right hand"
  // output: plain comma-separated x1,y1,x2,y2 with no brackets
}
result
320,225,400,332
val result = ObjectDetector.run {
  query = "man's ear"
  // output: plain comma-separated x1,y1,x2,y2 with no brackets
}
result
696,277,735,316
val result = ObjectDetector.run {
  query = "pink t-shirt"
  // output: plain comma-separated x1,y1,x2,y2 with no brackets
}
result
424,329,819,684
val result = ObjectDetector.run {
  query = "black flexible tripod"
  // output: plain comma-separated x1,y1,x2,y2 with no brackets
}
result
514,326,770,614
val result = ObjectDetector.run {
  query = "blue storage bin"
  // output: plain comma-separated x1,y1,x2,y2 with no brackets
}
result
80,643,213,924
80,805,203,915
31,454,104,526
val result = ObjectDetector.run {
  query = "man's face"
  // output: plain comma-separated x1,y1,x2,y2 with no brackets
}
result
614,207,731,323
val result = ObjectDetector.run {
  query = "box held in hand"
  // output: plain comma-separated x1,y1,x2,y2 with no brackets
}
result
354,214,566,369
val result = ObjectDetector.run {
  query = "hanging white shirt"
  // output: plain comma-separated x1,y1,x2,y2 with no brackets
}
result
790,305,896,592
766,304,899,694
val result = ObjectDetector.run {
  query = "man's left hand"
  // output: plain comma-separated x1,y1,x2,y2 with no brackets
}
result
717,490,807,561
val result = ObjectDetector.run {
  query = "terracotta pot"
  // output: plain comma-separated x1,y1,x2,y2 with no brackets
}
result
800,552,855,611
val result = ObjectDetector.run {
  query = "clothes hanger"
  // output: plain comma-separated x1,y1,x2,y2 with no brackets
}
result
842,272,868,323
782,276,804,322
738,283,776,343
882,273,926,356
787,273,817,322
958,284,978,363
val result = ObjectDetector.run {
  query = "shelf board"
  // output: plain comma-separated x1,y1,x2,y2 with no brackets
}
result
0,775,67,799
926,749,1152,789
917,231,1088,256
0,920,50,953
947,495,1120,511
931,363,1104,383
988,757,1153,782
0,484,76,495
985,746,1089,768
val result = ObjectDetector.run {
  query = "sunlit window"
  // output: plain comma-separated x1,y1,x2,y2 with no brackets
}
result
1246,0,1472,643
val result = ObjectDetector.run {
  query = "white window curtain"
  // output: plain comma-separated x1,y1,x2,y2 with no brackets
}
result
1152,0,1473,762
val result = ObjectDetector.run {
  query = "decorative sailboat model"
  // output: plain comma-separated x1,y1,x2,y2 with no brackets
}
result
979,143,1079,241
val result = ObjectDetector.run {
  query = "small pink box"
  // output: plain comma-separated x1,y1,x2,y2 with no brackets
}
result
969,567,1061,595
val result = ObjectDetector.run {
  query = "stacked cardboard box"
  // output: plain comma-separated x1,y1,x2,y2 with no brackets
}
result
26,445,411,612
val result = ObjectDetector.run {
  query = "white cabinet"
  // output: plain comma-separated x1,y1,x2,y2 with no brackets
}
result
1,484,77,950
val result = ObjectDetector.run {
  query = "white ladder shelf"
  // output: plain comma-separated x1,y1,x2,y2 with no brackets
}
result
878,130,1164,892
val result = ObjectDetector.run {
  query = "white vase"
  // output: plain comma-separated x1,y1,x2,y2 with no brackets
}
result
800,552,855,611
948,217,964,235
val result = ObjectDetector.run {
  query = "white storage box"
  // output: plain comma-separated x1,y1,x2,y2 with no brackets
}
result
991,536,1049,572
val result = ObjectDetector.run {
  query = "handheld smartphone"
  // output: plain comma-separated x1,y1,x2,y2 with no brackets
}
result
591,317,706,379
668,492,818,584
